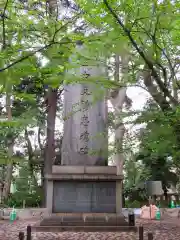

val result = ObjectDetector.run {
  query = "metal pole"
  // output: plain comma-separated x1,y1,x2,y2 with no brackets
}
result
128,213,135,226
26,225,31,240
148,232,153,240
18,232,24,240
139,225,144,240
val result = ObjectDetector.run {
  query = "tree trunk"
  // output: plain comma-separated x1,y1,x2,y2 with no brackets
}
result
42,0,58,206
2,93,13,200
110,87,126,174
24,129,39,188
43,88,57,206
110,53,130,175
44,89,57,174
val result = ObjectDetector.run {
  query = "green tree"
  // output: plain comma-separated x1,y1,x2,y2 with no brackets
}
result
77,0,180,161
0,0,73,201
136,100,179,192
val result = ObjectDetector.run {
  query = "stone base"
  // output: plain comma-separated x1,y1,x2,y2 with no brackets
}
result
37,166,132,232
45,166,123,214
32,225,137,232
32,213,137,232
40,213,128,226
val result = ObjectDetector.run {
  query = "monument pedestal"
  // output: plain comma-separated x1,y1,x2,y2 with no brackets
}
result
33,166,136,232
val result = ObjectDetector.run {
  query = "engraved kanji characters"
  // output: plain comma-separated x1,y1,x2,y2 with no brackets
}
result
81,100,89,111
81,115,89,126
79,83,90,155
81,87,91,95
80,131,89,142
79,146,88,154
82,68,91,79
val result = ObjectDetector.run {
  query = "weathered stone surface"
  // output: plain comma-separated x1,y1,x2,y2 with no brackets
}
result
52,166,117,175
45,173,122,180
107,215,128,226
40,215,84,226
33,225,137,232
40,213,128,228
53,181,116,213
61,46,108,166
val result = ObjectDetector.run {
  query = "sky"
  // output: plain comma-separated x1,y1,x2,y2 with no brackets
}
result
127,87,149,111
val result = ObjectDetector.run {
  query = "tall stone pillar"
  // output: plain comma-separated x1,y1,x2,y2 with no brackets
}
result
61,43,108,166
62,84,107,166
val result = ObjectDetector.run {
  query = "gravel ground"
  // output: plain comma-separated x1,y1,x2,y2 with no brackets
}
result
0,218,180,240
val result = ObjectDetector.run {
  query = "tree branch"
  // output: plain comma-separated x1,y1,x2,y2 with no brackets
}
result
0,37,99,73
24,128,33,158
135,21,169,84
0,11,81,72
143,64,171,112
103,0,178,106
0,40,69,73
38,127,43,151
2,0,9,49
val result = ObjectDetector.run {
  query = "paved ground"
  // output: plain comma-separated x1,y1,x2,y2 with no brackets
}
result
0,218,180,239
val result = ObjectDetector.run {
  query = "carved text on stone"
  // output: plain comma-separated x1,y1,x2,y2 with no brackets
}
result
79,84,90,155
81,100,89,111
81,87,91,96
79,146,88,155
80,115,89,126
80,131,89,142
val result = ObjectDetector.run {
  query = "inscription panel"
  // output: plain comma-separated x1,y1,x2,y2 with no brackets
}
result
91,182,116,212
53,181,116,213
53,181,91,213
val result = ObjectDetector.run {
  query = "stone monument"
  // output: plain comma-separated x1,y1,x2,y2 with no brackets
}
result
33,43,134,232
61,41,108,166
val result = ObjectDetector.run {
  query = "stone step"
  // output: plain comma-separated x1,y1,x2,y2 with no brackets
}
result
32,225,137,232
40,215,129,227
40,221,129,226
